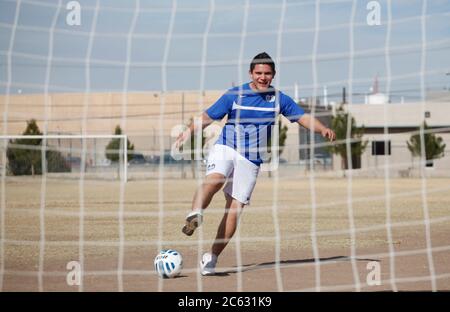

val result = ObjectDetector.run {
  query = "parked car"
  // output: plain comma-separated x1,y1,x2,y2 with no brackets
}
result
128,153,147,165
147,151,191,164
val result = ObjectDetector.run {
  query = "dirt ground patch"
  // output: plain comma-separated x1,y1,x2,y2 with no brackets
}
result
2,176,450,291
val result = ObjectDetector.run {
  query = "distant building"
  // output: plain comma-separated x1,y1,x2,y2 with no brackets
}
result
365,93,390,105
340,91,450,177
365,74,390,105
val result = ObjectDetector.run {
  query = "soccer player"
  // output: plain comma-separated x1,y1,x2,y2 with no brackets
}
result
174,52,335,275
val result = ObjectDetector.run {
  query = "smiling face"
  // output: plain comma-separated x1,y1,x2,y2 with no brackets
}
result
249,64,275,92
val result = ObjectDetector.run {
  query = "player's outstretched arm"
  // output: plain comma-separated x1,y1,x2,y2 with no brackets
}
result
297,114,336,141
174,112,214,148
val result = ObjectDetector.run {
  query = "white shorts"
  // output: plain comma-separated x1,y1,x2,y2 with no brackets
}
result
206,144,260,205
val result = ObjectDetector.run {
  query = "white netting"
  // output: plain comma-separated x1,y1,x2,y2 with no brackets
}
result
0,0,449,292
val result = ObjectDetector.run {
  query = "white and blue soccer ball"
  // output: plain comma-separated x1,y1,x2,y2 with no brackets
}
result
154,249,183,278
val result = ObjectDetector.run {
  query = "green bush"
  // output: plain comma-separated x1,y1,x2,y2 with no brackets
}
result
46,150,71,173
105,125,135,162
407,121,446,166
6,119,71,175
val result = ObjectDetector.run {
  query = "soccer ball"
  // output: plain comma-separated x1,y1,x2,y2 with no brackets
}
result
154,249,183,278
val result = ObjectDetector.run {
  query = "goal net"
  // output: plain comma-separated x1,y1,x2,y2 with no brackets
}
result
0,0,449,293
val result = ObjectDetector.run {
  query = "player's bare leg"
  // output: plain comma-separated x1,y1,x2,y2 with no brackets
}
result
200,193,243,275
182,173,226,236
211,193,244,257
191,172,226,212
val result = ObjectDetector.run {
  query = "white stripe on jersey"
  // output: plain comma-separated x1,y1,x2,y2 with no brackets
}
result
231,101,279,112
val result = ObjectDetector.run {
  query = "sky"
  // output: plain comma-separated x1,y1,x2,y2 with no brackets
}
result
0,0,450,104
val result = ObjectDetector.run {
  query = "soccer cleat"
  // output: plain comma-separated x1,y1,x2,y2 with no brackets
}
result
182,210,203,236
200,252,217,276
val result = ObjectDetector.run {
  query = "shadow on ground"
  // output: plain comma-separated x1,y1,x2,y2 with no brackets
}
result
215,256,379,276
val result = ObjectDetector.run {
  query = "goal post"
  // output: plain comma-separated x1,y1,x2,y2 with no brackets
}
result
0,134,128,182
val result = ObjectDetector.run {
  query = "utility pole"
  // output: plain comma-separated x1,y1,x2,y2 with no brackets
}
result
342,86,347,104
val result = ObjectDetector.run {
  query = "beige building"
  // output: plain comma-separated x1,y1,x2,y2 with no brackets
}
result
339,92,450,177
1,91,449,177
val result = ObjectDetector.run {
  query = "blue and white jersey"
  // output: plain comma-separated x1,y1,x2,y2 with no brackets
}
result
206,82,304,166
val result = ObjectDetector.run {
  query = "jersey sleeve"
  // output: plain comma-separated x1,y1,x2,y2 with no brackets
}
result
205,92,234,120
280,93,304,122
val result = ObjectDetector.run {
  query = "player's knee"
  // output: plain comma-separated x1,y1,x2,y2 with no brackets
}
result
204,181,223,193
204,174,225,192
230,200,244,211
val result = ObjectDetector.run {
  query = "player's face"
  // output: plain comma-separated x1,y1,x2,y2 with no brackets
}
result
249,64,275,91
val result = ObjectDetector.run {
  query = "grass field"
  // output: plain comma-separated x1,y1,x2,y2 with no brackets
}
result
2,175,450,291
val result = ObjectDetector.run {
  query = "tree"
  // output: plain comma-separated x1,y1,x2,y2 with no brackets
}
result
328,105,368,170
407,121,446,167
7,119,42,175
7,119,70,175
105,125,135,163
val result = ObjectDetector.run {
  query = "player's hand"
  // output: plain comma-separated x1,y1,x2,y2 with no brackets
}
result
321,128,336,141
